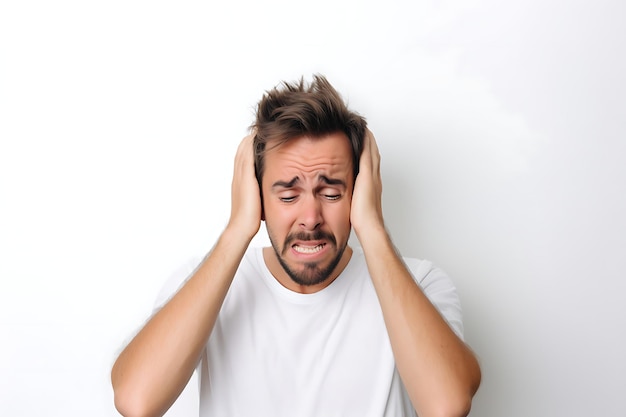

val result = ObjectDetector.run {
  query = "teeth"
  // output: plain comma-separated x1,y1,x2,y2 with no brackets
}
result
293,244,324,254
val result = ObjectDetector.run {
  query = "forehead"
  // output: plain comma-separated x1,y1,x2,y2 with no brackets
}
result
262,132,353,183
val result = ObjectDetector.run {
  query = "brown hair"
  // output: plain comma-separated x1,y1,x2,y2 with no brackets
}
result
252,75,367,186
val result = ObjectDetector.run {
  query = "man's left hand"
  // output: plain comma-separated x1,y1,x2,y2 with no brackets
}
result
350,129,385,238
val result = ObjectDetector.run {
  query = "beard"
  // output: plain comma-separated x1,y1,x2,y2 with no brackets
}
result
268,229,347,287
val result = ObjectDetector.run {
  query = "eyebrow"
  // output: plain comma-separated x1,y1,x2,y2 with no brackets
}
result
319,175,346,187
272,176,300,189
271,175,346,189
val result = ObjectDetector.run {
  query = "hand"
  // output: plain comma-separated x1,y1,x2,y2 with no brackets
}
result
351,129,385,237
227,132,262,240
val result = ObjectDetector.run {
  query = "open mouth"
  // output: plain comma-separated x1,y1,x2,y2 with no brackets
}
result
292,243,326,254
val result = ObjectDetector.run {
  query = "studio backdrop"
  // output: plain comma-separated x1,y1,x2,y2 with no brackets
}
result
1,1,625,416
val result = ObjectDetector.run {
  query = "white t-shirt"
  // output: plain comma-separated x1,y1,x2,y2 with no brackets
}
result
156,246,463,417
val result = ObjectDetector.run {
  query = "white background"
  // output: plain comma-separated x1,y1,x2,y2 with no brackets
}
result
1,1,625,416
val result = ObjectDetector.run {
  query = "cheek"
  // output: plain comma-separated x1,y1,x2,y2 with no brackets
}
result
324,203,352,230
264,203,295,229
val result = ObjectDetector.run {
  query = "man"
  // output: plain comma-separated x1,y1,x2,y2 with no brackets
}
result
111,75,481,417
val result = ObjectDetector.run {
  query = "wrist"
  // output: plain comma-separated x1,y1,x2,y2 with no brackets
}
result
222,220,258,248
354,221,388,248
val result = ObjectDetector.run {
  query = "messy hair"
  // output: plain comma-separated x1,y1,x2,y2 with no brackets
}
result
252,75,367,186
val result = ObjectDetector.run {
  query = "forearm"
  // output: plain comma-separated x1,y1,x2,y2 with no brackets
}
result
111,226,252,417
358,226,481,417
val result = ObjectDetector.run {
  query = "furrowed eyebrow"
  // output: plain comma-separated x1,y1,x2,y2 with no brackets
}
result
271,175,346,189
272,176,300,189
319,175,346,188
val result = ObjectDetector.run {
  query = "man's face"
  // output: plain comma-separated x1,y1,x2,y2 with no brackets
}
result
261,132,354,289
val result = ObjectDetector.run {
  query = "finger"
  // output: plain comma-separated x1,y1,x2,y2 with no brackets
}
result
363,129,380,174
368,130,380,160
235,133,255,167
237,133,254,155
359,129,373,170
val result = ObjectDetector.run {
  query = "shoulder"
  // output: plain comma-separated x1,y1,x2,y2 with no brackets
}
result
153,247,262,311
153,256,203,311
403,256,465,340
403,257,457,295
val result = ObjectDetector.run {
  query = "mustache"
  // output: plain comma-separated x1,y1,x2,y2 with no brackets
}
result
283,231,337,250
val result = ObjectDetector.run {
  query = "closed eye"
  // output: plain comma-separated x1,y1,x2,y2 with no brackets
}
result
323,194,341,201
279,196,297,203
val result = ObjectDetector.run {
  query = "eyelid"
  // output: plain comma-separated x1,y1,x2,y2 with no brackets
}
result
324,194,341,200
320,190,342,200
278,192,298,202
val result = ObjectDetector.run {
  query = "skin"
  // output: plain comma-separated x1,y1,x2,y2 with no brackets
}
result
261,133,354,293
110,130,481,417
352,132,481,416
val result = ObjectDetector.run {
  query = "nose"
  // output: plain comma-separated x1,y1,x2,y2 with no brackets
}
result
299,195,323,231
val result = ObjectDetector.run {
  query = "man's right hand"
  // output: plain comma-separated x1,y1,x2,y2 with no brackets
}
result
112,133,264,417
227,132,262,240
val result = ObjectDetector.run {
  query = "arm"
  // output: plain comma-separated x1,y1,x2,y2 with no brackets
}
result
350,131,481,417
111,133,261,417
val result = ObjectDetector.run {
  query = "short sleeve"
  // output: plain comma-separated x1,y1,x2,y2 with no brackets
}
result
404,258,464,340
153,256,204,313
